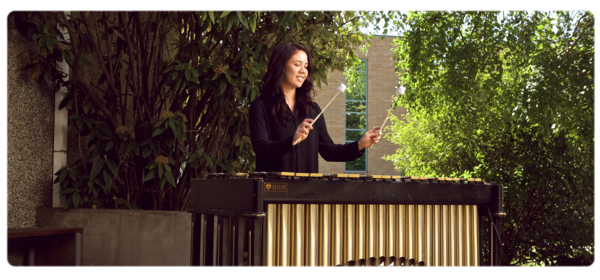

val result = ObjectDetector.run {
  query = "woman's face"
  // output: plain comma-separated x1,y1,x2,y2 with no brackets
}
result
281,50,308,93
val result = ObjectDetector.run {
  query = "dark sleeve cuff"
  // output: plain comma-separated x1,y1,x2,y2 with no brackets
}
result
280,135,296,154
352,141,365,158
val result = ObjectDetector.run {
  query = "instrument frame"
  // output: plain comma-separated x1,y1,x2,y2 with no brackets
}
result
188,173,504,266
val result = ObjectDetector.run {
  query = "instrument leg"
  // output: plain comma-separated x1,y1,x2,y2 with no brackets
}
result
251,218,263,266
200,215,217,269
222,217,231,266
191,214,200,266
236,218,246,266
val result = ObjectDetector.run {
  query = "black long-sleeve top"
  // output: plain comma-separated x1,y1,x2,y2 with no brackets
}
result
249,94,365,173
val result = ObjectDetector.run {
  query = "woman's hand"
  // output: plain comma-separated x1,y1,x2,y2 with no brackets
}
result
293,118,314,146
358,127,381,150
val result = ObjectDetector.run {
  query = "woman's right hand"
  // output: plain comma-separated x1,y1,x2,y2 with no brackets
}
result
293,118,314,146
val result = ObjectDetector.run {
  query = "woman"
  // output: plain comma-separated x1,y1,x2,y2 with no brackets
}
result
249,42,380,173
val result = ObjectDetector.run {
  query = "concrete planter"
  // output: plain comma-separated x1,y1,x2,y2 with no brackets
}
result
36,208,192,266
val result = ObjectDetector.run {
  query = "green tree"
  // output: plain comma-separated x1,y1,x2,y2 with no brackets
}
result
386,11,593,265
15,11,383,211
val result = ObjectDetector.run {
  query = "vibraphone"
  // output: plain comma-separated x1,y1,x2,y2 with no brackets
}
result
188,172,505,266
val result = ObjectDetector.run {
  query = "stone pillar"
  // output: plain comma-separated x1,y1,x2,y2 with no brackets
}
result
7,12,55,266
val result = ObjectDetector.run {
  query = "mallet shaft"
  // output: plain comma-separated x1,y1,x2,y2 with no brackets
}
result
293,88,344,145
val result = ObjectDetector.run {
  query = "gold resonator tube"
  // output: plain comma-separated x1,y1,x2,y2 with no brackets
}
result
264,203,479,266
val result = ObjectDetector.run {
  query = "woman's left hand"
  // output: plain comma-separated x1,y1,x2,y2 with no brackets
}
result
358,127,381,150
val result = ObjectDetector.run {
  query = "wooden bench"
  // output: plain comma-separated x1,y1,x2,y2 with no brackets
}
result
4,227,83,269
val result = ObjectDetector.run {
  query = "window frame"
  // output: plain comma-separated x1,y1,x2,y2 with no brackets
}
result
344,59,368,173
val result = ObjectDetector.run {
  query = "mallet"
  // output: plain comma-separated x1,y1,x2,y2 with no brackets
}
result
371,85,405,148
293,83,347,145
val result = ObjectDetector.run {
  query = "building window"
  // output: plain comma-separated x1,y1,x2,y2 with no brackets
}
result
345,60,367,172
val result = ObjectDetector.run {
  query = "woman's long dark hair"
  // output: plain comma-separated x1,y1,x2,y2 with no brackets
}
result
260,42,316,124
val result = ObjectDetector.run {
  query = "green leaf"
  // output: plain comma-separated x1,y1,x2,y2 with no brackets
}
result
163,65,176,74
115,198,127,205
100,125,113,137
54,167,67,176
67,156,79,168
69,168,79,181
90,160,106,180
173,78,182,93
164,164,172,172
142,147,152,158
159,177,166,190
208,11,215,24
120,141,130,158
188,153,198,163
202,153,214,167
158,164,164,178
178,80,187,95
225,13,235,33
237,11,249,30
219,79,227,94
103,170,113,190
168,117,175,130
143,169,155,182
165,170,176,187
185,68,191,81
73,192,81,208
106,159,117,175
46,40,54,53
249,13,256,33
64,195,73,209
154,118,166,128
233,49,246,63
59,168,69,182
105,141,115,151
128,203,139,210
130,139,139,156
254,43,263,58
310,8,321,18
59,188,77,194
152,126,165,137
220,11,230,18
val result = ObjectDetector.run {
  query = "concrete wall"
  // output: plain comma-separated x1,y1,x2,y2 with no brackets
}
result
36,208,192,266
316,36,406,175
7,12,55,266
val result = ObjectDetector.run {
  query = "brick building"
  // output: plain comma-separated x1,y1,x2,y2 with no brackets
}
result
315,36,406,176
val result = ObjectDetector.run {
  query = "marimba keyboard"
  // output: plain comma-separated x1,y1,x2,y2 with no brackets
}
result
188,172,504,266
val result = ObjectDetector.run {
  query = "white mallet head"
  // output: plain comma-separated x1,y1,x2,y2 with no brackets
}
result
397,85,406,95
337,84,347,92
